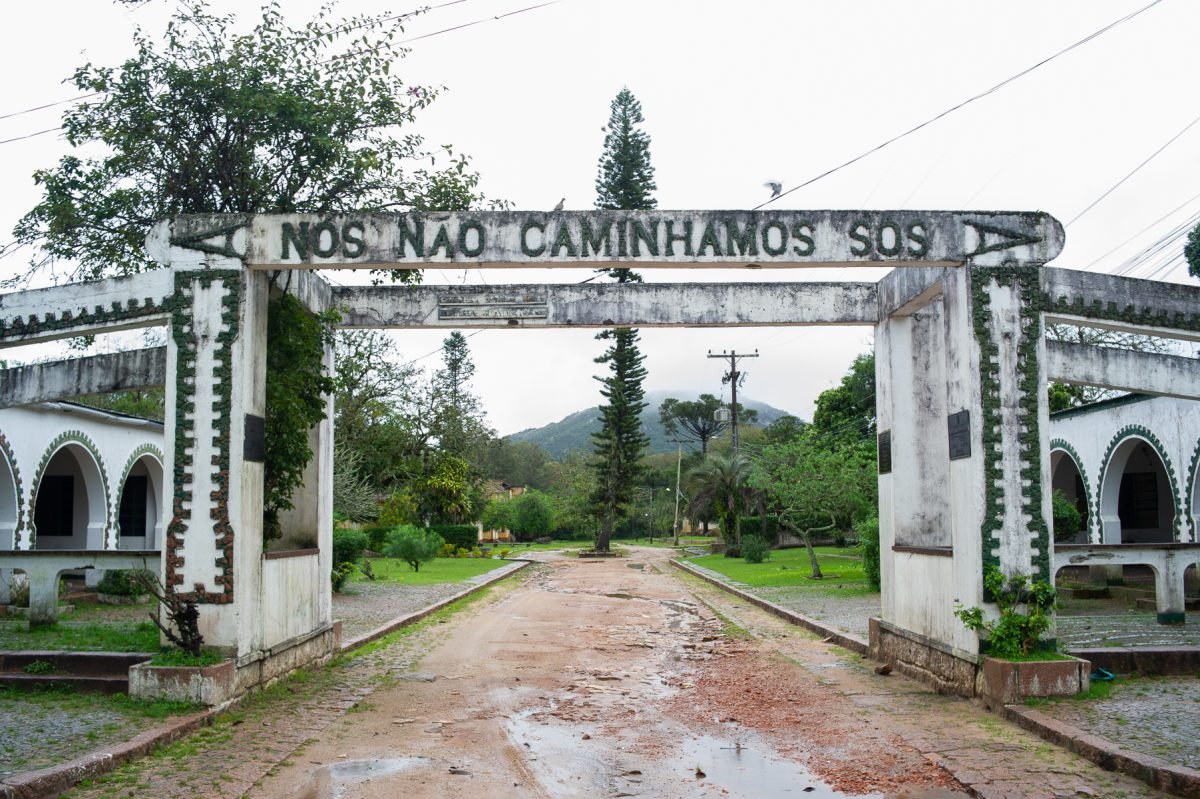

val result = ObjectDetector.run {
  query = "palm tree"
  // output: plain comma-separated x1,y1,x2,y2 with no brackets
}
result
683,453,759,553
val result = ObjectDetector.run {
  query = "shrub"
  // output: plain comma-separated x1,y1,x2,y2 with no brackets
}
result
856,516,880,590
331,562,358,593
955,566,1056,659
386,526,444,572
741,535,771,564
332,528,368,568
498,549,511,559
438,543,456,558
1052,489,1083,543
427,524,478,551
455,547,469,558
96,569,150,597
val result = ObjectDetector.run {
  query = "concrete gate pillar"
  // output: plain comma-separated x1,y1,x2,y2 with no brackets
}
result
873,261,1054,689
162,261,269,655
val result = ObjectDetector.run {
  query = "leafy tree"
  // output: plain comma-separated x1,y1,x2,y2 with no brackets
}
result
1186,222,1200,278
511,491,556,539
751,434,876,578
683,453,758,553
810,353,876,442
386,525,444,573
413,452,474,524
763,414,806,446
659,394,757,454
477,439,553,490
480,497,516,536
588,88,657,552
544,451,599,540
11,1,485,287
378,489,419,528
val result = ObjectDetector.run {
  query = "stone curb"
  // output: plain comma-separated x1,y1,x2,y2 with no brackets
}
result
1000,705,1200,799
0,711,215,799
339,560,530,653
0,560,531,799
668,558,869,656
669,557,1200,799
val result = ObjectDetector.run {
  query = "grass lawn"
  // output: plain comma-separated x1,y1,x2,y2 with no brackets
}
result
352,556,510,585
0,619,160,652
685,545,870,589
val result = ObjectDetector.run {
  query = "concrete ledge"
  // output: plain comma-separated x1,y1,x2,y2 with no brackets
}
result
1069,646,1200,676
669,558,868,656
1001,706,1200,799
340,560,529,652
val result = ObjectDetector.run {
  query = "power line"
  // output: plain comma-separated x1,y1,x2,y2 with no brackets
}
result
0,127,60,146
754,0,1164,211
1067,110,1200,227
1084,189,1200,271
0,94,100,122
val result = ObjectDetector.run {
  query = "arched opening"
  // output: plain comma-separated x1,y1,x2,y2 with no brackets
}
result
32,443,107,551
0,442,16,551
1099,437,1175,544
117,453,164,550
1050,448,1088,544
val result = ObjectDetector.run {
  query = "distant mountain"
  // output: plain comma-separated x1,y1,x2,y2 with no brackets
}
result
508,390,797,459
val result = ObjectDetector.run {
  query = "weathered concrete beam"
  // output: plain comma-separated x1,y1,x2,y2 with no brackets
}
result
0,347,166,409
149,210,1064,270
0,271,173,348
1046,340,1200,400
877,266,952,318
1042,268,1200,343
332,282,879,329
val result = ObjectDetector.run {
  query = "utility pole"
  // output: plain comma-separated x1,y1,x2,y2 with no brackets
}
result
707,349,759,454
672,438,683,547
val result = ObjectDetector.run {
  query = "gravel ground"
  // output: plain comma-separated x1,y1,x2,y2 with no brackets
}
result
750,585,879,641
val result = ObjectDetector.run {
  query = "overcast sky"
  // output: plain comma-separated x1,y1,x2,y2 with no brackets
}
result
2,0,1198,436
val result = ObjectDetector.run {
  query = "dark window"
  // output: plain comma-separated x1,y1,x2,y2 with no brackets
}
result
1118,471,1159,529
1074,473,1089,530
34,475,74,536
119,475,148,538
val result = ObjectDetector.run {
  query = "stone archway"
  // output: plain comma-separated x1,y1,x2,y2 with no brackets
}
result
1098,430,1178,544
31,438,108,551
0,432,18,604
116,448,164,549
1050,444,1089,544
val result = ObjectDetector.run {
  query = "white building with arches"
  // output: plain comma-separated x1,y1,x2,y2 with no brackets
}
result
1050,394,1198,546
0,402,164,567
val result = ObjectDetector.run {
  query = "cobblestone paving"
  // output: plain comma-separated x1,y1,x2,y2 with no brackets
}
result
1036,676,1200,771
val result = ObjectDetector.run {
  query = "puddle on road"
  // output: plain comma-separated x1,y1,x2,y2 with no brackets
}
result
296,756,432,799
681,733,881,798
510,704,883,798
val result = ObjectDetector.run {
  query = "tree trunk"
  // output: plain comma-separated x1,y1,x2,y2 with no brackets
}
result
802,532,824,579
595,510,612,552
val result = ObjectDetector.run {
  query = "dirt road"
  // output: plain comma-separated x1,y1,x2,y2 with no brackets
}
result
250,549,1166,799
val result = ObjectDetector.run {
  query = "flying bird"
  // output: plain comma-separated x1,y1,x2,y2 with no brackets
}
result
764,181,782,199
553,198,565,211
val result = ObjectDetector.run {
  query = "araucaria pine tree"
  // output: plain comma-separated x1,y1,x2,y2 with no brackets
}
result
589,87,656,551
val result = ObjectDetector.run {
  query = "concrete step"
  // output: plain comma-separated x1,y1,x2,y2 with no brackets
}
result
0,650,152,676
0,672,129,693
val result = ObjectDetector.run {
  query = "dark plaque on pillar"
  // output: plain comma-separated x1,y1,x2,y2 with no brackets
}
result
877,430,892,474
948,410,971,460
244,414,266,462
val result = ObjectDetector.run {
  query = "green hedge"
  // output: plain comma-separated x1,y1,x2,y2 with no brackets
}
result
427,524,477,551
361,526,393,553
740,516,778,540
